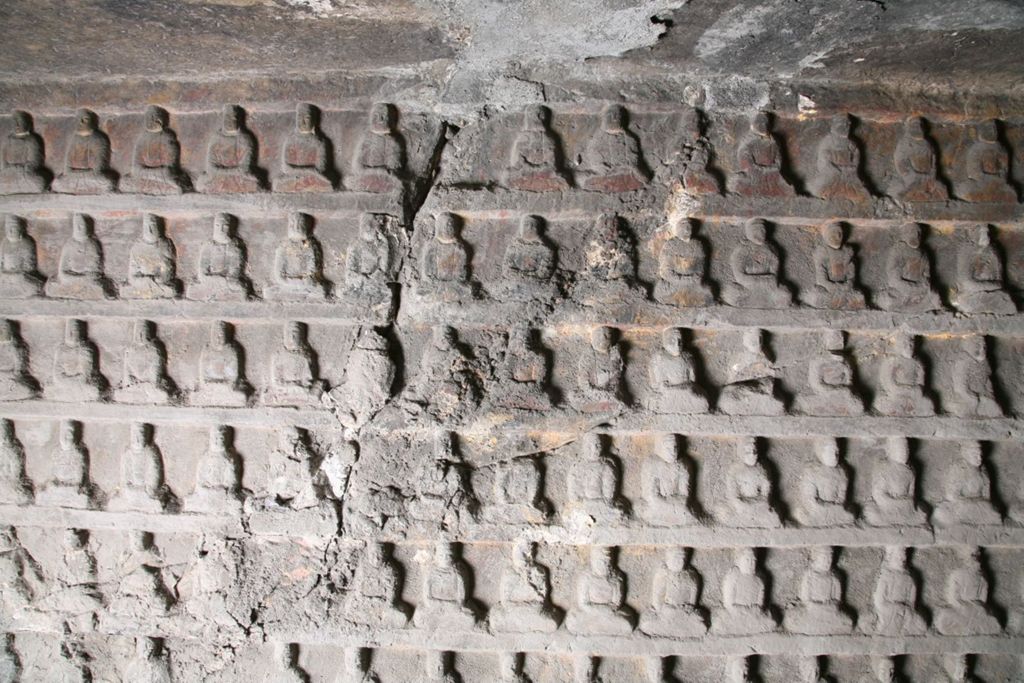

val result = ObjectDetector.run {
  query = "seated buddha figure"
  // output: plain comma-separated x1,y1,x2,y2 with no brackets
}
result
640,433,699,526
731,111,794,197
934,546,1001,636
808,114,870,201
794,438,855,528
806,221,866,309
109,422,170,513
344,212,395,301
718,329,785,416
724,437,782,528
52,108,117,194
0,214,45,298
412,542,481,631
122,214,181,299
195,105,263,193
638,547,707,638
568,432,629,523
349,103,405,194
186,213,253,301
647,327,708,415
191,321,251,407
951,224,1016,314
490,327,553,411
795,329,864,417
573,326,627,413
712,547,777,635
50,319,106,403
0,110,49,194
38,420,98,509
888,116,948,202
872,333,936,417
573,212,646,307
417,212,477,301
274,103,333,193
876,222,942,312
121,105,189,194
489,541,562,634
115,320,175,405
45,213,114,300
0,319,37,401
721,218,792,309
676,104,721,196
503,104,571,192
652,217,714,307
783,546,854,635
949,335,1003,419
565,546,636,636
496,215,558,303
959,119,1016,203
264,212,329,301
262,322,325,407
931,441,1001,528
579,104,650,193
341,541,410,629
183,425,244,515
868,546,927,636
862,438,928,527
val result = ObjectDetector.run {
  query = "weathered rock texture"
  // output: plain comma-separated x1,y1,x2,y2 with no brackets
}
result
2,1,1024,681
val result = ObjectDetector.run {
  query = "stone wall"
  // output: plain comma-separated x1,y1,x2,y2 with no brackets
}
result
1,96,1024,681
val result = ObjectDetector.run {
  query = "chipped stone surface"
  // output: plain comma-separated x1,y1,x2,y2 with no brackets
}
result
1,3,1024,680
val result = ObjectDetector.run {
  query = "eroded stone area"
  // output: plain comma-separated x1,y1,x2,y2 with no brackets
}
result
1,96,1024,681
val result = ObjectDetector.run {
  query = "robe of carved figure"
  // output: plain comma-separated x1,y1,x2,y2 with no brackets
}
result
565,546,636,635
504,104,571,192
653,217,714,306
490,541,561,633
0,110,48,194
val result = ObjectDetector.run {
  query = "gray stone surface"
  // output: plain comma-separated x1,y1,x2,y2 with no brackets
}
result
1,1,1024,680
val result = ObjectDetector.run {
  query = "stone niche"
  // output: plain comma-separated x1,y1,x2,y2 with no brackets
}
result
0,100,1023,682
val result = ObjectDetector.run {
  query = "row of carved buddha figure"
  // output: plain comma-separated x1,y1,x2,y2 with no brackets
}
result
500,104,1020,203
0,317,1013,422
0,104,407,195
5,413,1018,534
0,635,1004,683
1,207,1018,315
5,520,1021,643
0,212,399,303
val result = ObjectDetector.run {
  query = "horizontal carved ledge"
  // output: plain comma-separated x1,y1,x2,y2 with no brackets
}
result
4,505,1024,547
2,403,1022,440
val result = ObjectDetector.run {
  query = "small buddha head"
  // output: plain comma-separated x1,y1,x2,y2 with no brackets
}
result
221,105,242,134
366,541,385,566
744,218,768,245
657,433,678,463
71,213,91,241
821,221,845,249
144,105,168,133
600,103,625,133
665,546,688,571
212,213,234,243
425,650,448,678
508,326,533,352
735,547,757,574
976,119,998,144
590,325,613,353
872,656,896,682
284,321,305,349
278,425,302,451
12,110,32,136
670,216,695,242
4,214,25,240
499,652,522,678
581,432,603,461
830,113,852,138
741,328,763,356
287,212,312,240
523,104,550,131
75,108,98,135
898,221,922,248
591,545,613,574
518,215,542,242
750,110,771,136
141,214,162,244
737,436,759,466
129,422,149,451
134,319,155,344
960,441,983,467
679,106,703,140
961,334,987,362
823,328,845,353
905,116,926,139
369,103,395,134
883,545,907,570
971,223,992,248
434,212,459,244
344,647,367,675
728,655,750,681
892,332,914,358
355,326,388,352
63,527,86,550
65,318,85,344
944,654,968,680
295,103,317,134
816,438,839,467
885,437,909,465
798,656,822,682
59,419,79,449
434,325,457,351
360,212,385,241
594,212,619,242
435,541,455,567
210,425,230,452
211,321,231,345
810,546,833,572
513,540,535,569
661,326,683,356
